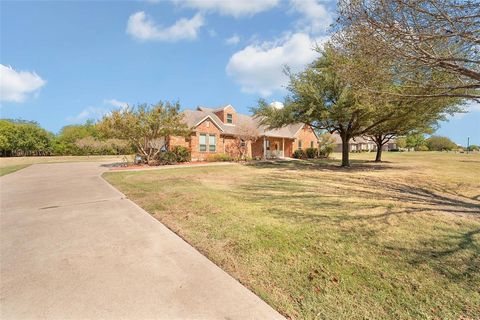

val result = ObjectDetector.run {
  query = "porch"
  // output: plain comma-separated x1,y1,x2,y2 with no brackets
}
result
252,136,294,159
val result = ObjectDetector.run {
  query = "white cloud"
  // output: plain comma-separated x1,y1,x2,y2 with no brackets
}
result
172,0,279,18
0,64,46,102
104,98,129,109
225,34,240,45
290,0,334,34
126,11,204,41
270,101,284,109
67,106,109,123
226,33,327,96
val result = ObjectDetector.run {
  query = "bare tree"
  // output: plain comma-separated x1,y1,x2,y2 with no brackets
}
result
230,124,259,160
335,0,480,100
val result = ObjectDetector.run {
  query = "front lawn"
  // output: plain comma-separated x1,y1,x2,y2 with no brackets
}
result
103,152,480,319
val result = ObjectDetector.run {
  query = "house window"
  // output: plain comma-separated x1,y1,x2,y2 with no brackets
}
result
209,134,216,152
199,134,216,152
298,140,302,150
266,139,270,150
310,141,314,148
240,139,246,147
199,134,207,152
226,113,233,124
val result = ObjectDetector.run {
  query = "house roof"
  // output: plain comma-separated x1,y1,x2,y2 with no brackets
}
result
181,106,305,139
329,133,396,144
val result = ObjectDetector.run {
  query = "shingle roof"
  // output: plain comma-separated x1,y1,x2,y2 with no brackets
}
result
330,133,395,144
181,106,305,139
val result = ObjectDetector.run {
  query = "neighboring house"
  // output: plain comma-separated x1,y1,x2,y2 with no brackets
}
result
168,105,319,161
330,134,397,152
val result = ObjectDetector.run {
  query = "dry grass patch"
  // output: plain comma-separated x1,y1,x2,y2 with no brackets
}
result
104,152,480,319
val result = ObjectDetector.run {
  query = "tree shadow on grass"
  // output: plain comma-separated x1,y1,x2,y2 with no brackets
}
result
238,173,480,284
384,228,480,282
242,166,480,217
246,159,402,172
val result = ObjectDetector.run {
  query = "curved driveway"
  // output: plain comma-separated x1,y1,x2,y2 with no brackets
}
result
0,162,284,319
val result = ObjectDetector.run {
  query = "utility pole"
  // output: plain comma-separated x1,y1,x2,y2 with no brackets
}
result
467,136,470,154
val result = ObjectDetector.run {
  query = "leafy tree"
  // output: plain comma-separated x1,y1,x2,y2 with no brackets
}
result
396,137,407,149
53,121,103,155
253,48,394,167
405,133,427,150
364,98,461,161
467,145,479,152
318,133,335,157
99,101,189,164
0,120,17,156
0,119,53,156
426,136,457,151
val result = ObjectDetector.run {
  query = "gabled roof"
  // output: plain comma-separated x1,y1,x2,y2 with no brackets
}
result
181,106,307,139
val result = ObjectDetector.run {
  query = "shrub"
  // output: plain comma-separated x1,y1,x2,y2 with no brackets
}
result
305,147,318,159
157,151,178,165
417,145,429,151
319,145,333,158
171,146,191,162
206,153,232,162
293,149,306,159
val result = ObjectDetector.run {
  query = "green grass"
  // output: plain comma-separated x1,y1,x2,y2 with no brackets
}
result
104,152,480,319
0,164,30,176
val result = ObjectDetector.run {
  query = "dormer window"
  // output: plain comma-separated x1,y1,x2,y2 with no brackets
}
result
226,113,233,124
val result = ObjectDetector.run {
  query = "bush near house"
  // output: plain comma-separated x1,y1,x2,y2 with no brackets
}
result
293,149,306,159
171,146,191,162
305,147,318,159
155,146,191,165
206,153,233,162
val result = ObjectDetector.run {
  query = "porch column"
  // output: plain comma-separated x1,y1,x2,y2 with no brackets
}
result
263,136,266,159
282,138,285,158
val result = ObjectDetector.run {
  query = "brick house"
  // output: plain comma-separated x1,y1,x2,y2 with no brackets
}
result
168,105,319,161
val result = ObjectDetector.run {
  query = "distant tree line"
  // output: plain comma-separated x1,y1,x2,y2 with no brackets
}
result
0,119,133,157
396,134,460,152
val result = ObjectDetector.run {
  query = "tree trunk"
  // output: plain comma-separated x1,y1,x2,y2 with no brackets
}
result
375,145,382,162
341,133,350,167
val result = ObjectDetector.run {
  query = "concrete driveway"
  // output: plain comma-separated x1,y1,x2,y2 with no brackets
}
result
0,162,284,320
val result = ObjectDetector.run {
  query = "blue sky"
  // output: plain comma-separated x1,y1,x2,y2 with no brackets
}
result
1,0,478,146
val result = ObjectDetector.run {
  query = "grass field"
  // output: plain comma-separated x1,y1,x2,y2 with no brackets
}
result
0,155,131,176
103,152,480,319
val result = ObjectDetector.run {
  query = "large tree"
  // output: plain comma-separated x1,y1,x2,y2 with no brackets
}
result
253,48,392,167
99,101,189,164
334,0,480,100
364,98,462,161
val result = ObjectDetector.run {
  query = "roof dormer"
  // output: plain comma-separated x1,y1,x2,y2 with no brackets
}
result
214,104,236,125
